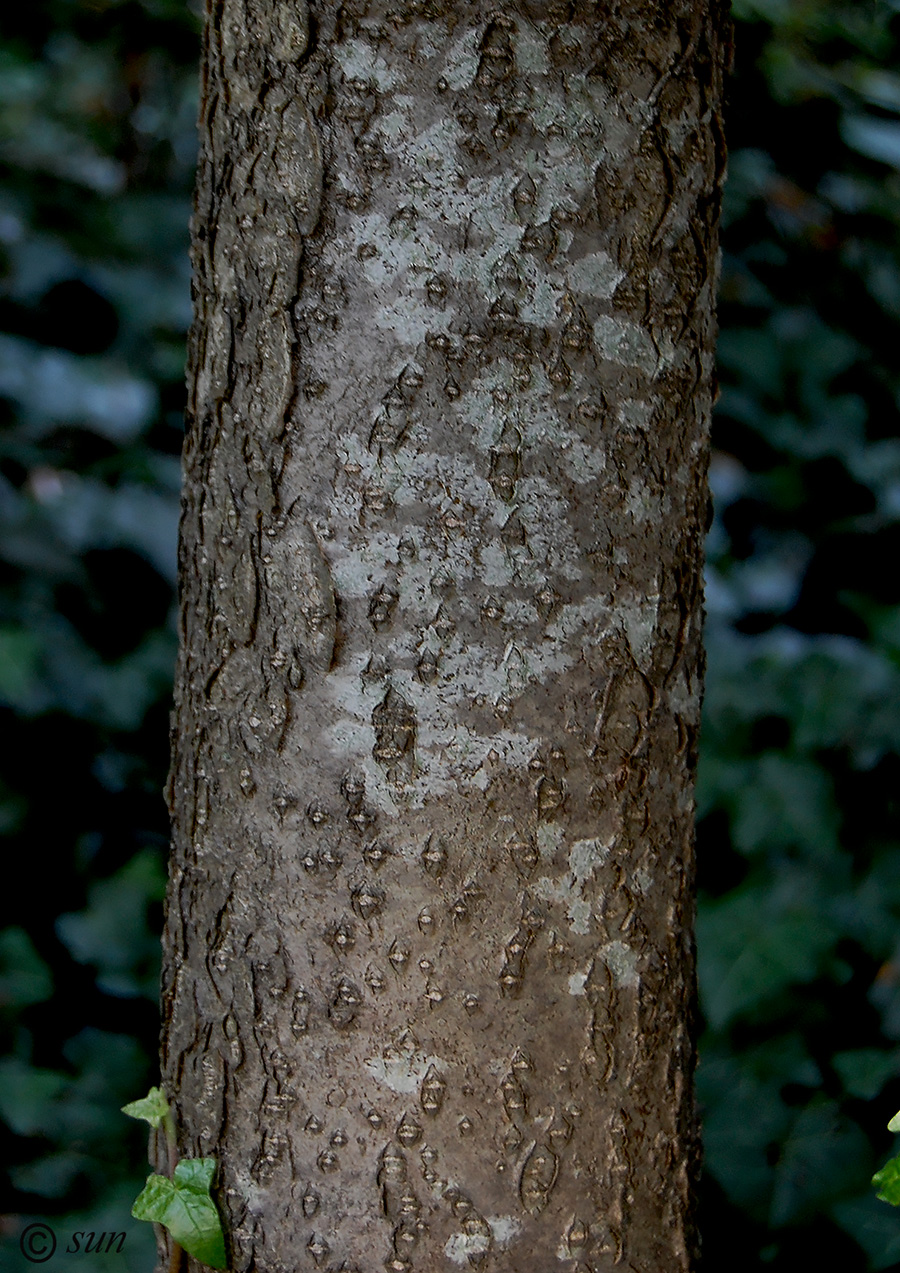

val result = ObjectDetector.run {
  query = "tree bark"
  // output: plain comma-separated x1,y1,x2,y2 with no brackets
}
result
163,2,729,1271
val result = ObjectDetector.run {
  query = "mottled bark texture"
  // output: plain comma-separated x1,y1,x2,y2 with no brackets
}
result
163,2,729,1271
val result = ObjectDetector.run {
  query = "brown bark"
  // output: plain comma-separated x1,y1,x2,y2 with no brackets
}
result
162,2,729,1271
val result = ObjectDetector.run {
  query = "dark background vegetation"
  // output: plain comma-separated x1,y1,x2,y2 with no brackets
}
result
2,0,900,1268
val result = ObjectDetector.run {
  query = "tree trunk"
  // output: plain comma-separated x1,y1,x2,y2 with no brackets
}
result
162,2,729,1271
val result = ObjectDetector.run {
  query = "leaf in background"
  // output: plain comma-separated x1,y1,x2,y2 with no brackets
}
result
698,880,838,1029
770,1101,872,1226
698,1044,797,1216
833,1193,900,1272
11,1150,92,1200
56,850,166,998
0,1057,66,1137
0,926,52,1007
0,627,41,708
842,115,900,170
730,753,840,861
832,1051,900,1102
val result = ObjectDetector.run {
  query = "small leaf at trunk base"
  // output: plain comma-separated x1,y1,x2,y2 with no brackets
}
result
132,1157,226,1269
873,1153,900,1206
121,1086,170,1129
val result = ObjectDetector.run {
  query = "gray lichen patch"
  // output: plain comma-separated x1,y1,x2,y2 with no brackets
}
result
593,315,660,375
532,868,594,936
334,38,397,90
599,940,641,989
438,24,482,91
565,249,625,299
617,589,662,670
569,836,614,885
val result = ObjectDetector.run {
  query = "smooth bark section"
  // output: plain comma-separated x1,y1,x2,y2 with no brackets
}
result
163,2,729,1270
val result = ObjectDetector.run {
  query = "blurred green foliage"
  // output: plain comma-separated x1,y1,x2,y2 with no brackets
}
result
698,1,900,1267
2,0,900,1270
0,0,199,1268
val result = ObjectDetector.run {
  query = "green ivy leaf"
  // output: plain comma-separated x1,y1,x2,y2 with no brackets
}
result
0,926,53,1007
121,1085,169,1129
770,1100,872,1226
832,1051,900,1101
873,1153,900,1205
132,1157,226,1269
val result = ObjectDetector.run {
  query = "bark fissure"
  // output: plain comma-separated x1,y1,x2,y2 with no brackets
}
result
164,2,729,1270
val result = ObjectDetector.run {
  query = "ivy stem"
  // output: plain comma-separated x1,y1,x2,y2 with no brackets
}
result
168,1237,185,1273
162,1107,178,1178
161,1097,184,1272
